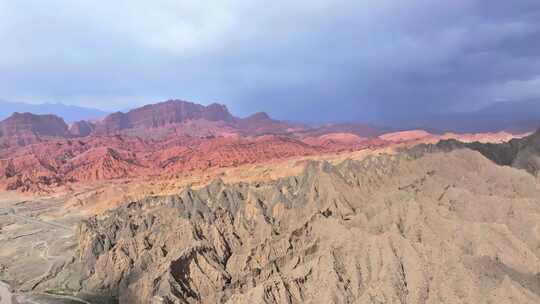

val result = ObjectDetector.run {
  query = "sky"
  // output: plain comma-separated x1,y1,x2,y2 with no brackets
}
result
1,0,539,123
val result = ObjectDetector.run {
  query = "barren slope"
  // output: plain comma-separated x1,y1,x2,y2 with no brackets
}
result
32,149,540,304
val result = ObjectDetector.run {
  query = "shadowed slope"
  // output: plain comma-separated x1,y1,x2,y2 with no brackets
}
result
412,128,540,176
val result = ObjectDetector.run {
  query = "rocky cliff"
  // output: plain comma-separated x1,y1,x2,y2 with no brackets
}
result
0,112,69,138
40,148,540,303
69,120,96,137
412,128,540,177
93,100,236,135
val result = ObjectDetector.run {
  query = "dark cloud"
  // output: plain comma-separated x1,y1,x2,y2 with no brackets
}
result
1,0,539,124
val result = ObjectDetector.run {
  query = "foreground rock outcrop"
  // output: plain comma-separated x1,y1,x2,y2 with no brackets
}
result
37,148,540,303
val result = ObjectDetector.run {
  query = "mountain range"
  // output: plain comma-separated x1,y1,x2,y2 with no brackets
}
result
2,98,540,134
0,99,527,194
0,100,108,122
1,98,540,303
6,128,540,303
0,99,385,140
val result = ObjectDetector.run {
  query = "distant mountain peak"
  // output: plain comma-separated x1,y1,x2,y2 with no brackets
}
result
94,99,236,134
245,112,271,121
0,99,108,122
0,112,69,137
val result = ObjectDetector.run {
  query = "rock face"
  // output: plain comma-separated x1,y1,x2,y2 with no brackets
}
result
0,100,384,140
93,100,236,135
0,113,69,138
0,134,327,193
41,149,540,303
91,101,307,138
0,98,531,194
301,133,373,151
0,127,530,193
69,120,96,137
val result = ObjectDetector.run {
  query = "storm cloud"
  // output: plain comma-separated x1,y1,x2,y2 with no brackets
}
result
1,0,539,123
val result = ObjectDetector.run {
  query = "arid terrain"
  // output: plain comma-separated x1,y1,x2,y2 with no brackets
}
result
0,100,539,304
4,0,540,302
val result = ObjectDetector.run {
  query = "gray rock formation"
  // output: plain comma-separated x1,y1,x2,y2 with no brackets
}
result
411,128,540,176
39,148,540,303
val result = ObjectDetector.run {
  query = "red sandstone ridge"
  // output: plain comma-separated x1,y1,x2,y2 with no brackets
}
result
0,133,331,193
0,99,527,194
0,100,309,149
78,99,309,138
302,133,370,151
235,112,306,135
378,130,433,143
157,135,320,174
0,125,396,193
69,120,96,137
93,100,236,135
0,100,386,141
65,147,147,181
0,112,69,138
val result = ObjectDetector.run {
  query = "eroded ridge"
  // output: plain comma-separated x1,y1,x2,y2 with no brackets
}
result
40,150,540,303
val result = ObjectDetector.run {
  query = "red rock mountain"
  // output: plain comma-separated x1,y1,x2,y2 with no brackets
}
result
0,133,346,192
0,112,69,138
93,100,236,134
0,100,385,140
69,120,96,137
0,99,394,192
0,100,298,140
91,100,312,137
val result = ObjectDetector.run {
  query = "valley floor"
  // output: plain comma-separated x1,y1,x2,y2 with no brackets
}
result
0,192,90,303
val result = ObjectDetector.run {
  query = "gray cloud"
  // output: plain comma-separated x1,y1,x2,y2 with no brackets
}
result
1,0,539,123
